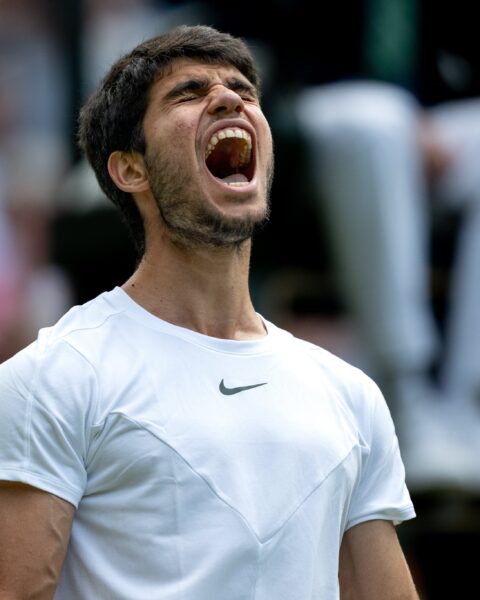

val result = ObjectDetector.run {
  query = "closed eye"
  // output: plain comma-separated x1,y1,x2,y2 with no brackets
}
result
227,80,259,102
166,77,259,104
166,79,208,103
176,93,201,103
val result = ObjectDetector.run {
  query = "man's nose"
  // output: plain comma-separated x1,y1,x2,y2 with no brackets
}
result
207,86,245,115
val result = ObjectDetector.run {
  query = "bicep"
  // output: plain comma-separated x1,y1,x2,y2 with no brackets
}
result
0,481,75,599
339,519,419,600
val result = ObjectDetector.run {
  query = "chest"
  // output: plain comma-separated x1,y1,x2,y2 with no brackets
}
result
85,345,362,539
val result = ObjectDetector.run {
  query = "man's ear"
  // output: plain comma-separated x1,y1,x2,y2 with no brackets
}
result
107,151,150,193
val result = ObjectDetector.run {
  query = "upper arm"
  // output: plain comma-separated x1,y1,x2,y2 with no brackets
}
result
0,481,75,599
339,519,419,600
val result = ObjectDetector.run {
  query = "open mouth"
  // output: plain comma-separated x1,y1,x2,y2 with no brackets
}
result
205,127,254,187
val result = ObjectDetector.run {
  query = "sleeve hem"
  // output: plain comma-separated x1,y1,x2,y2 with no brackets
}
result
346,504,416,531
0,468,82,508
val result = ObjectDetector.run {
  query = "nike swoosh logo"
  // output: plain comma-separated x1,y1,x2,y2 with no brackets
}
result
219,379,268,395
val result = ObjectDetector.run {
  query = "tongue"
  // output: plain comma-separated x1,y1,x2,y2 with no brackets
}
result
222,173,249,184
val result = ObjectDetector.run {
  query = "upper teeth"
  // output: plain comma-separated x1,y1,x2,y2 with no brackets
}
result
205,127,252,164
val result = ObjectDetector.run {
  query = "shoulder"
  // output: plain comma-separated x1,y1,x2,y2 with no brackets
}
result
42,288,126,353
0,290,124,403
266,318,385,424
267,318,380,393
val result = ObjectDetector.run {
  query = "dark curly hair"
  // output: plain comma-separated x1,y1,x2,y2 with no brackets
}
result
78,25,261,257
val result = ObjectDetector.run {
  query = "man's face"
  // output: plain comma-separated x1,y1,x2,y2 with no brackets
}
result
141,58,274,248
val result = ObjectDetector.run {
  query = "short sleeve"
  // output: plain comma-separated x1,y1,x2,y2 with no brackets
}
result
0,337,97,507
346,377,415,530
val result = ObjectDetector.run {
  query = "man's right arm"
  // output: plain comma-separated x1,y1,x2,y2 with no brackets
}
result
0,481,75,600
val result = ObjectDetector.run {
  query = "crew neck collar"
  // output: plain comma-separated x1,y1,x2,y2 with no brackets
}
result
105,286,283,356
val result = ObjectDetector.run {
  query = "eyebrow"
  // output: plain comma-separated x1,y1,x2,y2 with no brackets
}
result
165,76,258,100
227,78,258,97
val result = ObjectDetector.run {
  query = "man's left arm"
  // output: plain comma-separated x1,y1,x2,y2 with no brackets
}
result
339,519,419,600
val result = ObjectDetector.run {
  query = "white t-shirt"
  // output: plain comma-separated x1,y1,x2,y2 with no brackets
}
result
0,287,415,599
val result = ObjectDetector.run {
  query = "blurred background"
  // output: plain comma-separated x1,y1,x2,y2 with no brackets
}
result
1,1,480,597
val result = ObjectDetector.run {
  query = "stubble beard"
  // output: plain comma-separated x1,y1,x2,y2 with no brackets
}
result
144,148,273,250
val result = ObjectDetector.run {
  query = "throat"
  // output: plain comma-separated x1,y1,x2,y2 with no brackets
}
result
122,247,261,339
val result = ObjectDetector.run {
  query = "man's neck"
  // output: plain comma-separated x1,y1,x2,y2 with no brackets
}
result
122,239,266,340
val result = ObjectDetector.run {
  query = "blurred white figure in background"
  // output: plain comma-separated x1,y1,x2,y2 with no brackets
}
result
296,81,480,493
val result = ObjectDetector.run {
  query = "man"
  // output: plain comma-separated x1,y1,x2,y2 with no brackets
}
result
0,25,419,599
